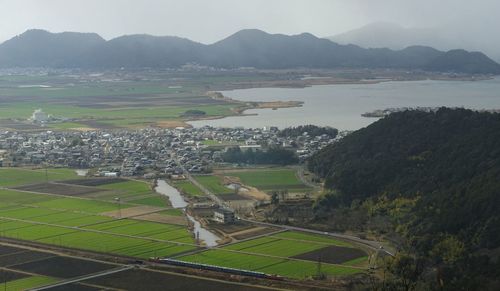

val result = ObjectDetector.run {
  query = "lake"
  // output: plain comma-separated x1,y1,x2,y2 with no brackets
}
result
188,77,500,130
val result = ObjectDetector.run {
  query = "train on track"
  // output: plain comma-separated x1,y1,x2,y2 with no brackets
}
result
151,258,284,281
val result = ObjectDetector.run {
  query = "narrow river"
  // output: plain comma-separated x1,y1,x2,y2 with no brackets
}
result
155,180,219,247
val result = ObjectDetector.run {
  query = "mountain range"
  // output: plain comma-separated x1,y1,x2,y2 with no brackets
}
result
1,29,499,74
329,22,500,63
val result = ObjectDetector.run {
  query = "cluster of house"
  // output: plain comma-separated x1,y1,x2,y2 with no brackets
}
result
0,126,339,174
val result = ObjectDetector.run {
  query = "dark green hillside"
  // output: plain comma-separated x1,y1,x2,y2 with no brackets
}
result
308,108,500,290
1,29,499,74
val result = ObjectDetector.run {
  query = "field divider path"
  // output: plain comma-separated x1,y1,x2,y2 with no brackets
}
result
0,251,57,268
295,166,320,191
0,216,199,248
0,266,51,278
0,186,133,204
29,265,134,291
170,229,285,259
49,181,111,191
222,229,287,245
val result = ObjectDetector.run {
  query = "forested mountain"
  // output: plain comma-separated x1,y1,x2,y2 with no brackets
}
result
76,34,205,68
0,29,105,67
328,22,500,64
308,108,500,290
1,29,500,74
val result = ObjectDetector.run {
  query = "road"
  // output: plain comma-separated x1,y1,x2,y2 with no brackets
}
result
239,218,394,257
172,154,229,209
30,265,134,291
173,161,394,257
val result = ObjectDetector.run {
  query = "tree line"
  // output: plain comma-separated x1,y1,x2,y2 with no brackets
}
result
308,108,500,290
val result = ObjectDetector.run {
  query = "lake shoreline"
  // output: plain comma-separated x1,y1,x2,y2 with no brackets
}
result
188,77,500,130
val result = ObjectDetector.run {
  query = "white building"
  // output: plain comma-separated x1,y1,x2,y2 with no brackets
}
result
213,208,235,224
31,109,48,123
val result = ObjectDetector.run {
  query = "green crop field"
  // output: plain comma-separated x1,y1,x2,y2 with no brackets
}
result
224,231,353,256
0,215,196,258
179,250,361,279
100,180,152,194
0,189,57,204
0,176,197,259
271,231,352,247
225,168,311,192
31,197,123,214
0,72,280,130
193,176,233,195
0,168,80,187
127,196,169,207
83,219,193,243
97,180,155,198
178,230,366,279
92,180,171,207
223,237,325,257
0,94,239,130
3,275,58,291
172,180,204,196
159,209,184,216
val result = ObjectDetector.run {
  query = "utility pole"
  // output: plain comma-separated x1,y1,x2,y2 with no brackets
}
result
45,163,48,184
315,255,325,280
115,197,121,218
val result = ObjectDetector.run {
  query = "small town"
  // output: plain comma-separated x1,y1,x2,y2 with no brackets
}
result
0,121,340,177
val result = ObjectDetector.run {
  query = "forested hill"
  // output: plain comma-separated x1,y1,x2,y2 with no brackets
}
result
1,29,500,74
308,108,500,289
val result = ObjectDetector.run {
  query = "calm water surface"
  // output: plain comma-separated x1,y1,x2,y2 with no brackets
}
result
188,77,500,130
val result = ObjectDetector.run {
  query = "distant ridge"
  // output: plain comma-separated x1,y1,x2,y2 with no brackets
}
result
328,22,439,50
1,29,499,74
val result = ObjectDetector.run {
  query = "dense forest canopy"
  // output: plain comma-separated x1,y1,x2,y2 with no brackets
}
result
223,147,298,165
308,108,500,290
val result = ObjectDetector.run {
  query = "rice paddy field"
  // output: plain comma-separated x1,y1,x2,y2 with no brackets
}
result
0,244,115,290
0,244,265,291
193,175,233,195
2,275,57,291
2,168,171,208
0,73,264,130
179,231,369,279
0,168,197,259
0,168,80,187
0,167,368,281
171,180,204,197
223,168,312,192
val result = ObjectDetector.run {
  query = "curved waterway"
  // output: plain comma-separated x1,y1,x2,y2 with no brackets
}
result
155,180,219,247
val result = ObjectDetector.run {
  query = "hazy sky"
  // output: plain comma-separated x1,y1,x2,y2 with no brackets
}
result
1,0,499,44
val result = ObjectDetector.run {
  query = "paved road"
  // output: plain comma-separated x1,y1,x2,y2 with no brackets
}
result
30,265,134,291
169,161,394,257
172,155,229,208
